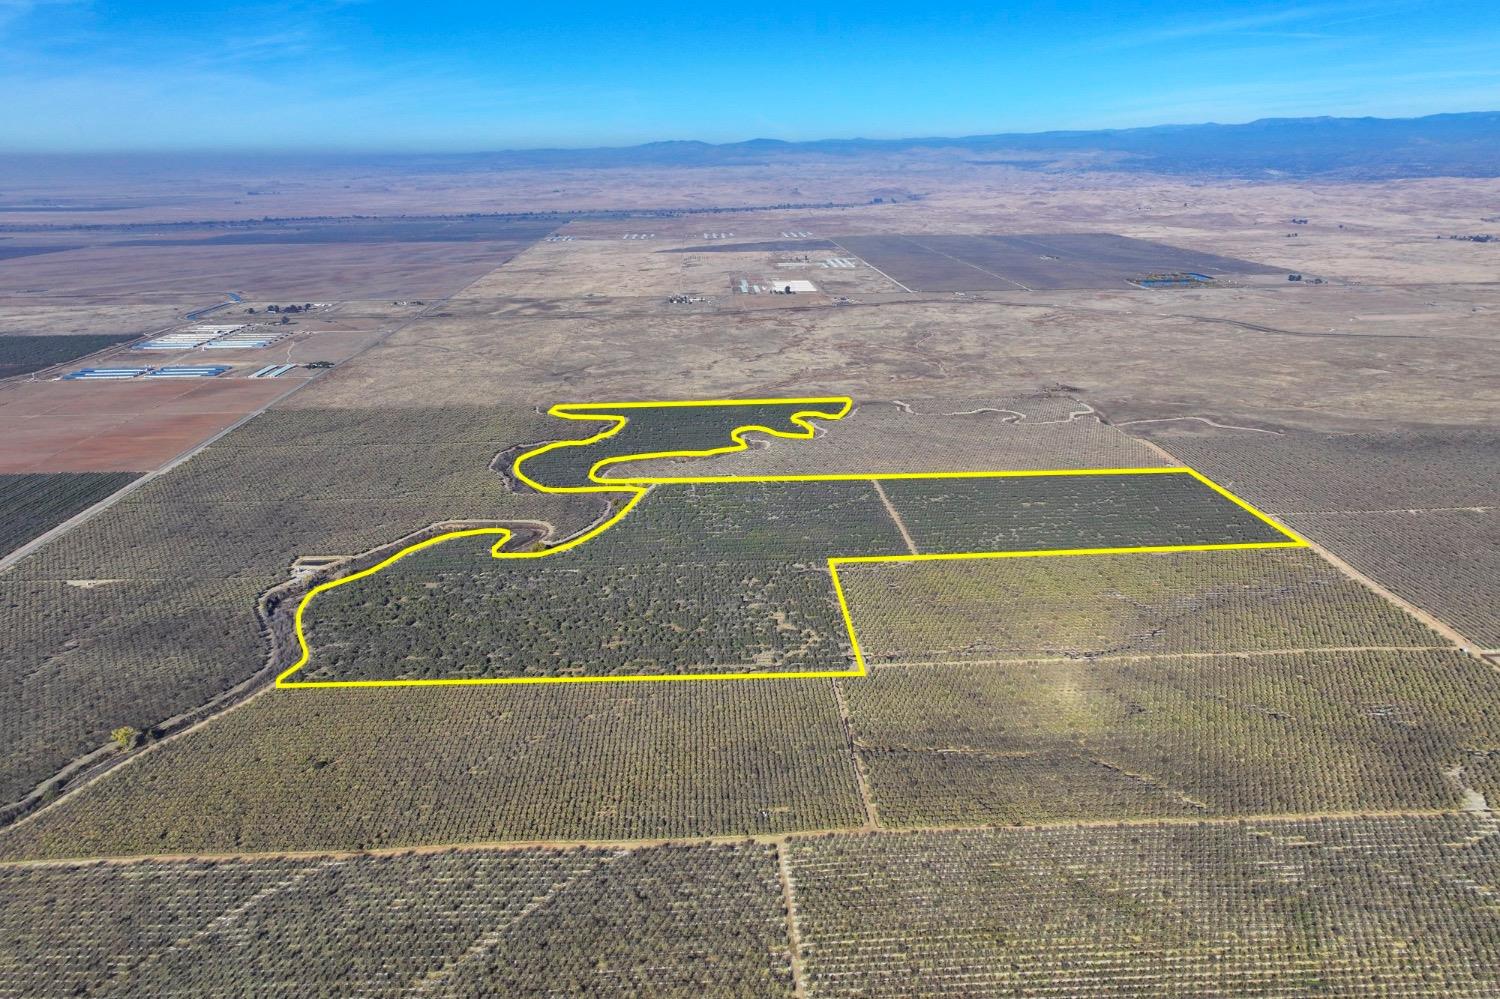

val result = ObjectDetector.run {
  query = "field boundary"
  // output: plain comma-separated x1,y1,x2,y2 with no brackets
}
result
277,397,1306,689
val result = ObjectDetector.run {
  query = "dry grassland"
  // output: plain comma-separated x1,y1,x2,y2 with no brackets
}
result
287,290,1496,432
0,303,189,336
609,398,1169,477
0,242,534,303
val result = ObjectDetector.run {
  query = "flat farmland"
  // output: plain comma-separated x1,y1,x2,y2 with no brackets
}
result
0,332,142,377
0,842,793,997
839,547,1440,664
1137,426,1500,512
846,649,1489,824
0,244,80,260
13,495,579,581
789,816,1500,997
0,378,293,472
109,216,560,245
879,471,1291,554
0,402,601,812
0,242,531,301
218,403,569,446
0,471,138,556
835,233,1284,291
0,680,864,857
0,163,1496,999
1285,508,1500,647
0,576,271,805
1135,425,1500,645
462,236,800,299
662,239,842,253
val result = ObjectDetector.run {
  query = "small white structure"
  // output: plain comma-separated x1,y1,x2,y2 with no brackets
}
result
62,366,149,380
138,323,290,351
144,365,230,378
770,279,818,294
201,330,290,349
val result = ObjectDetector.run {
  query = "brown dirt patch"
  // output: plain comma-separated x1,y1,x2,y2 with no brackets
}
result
0,380,290,472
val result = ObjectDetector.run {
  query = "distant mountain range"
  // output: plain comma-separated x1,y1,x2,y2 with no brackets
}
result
472,112,1500,180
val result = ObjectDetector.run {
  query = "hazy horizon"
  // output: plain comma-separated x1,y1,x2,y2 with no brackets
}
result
0,108,1492,160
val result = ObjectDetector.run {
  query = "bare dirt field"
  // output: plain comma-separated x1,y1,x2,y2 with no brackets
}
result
0,379,293,472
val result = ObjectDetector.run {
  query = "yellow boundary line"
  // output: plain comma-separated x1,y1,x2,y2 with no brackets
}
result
277,396,1306,689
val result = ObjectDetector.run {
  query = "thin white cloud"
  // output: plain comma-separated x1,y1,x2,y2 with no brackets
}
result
1082,1,1410,52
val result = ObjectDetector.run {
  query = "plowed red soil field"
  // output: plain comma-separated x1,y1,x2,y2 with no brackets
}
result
0,379,290,472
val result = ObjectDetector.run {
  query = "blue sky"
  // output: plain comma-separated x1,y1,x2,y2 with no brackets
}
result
2,0,1498,151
